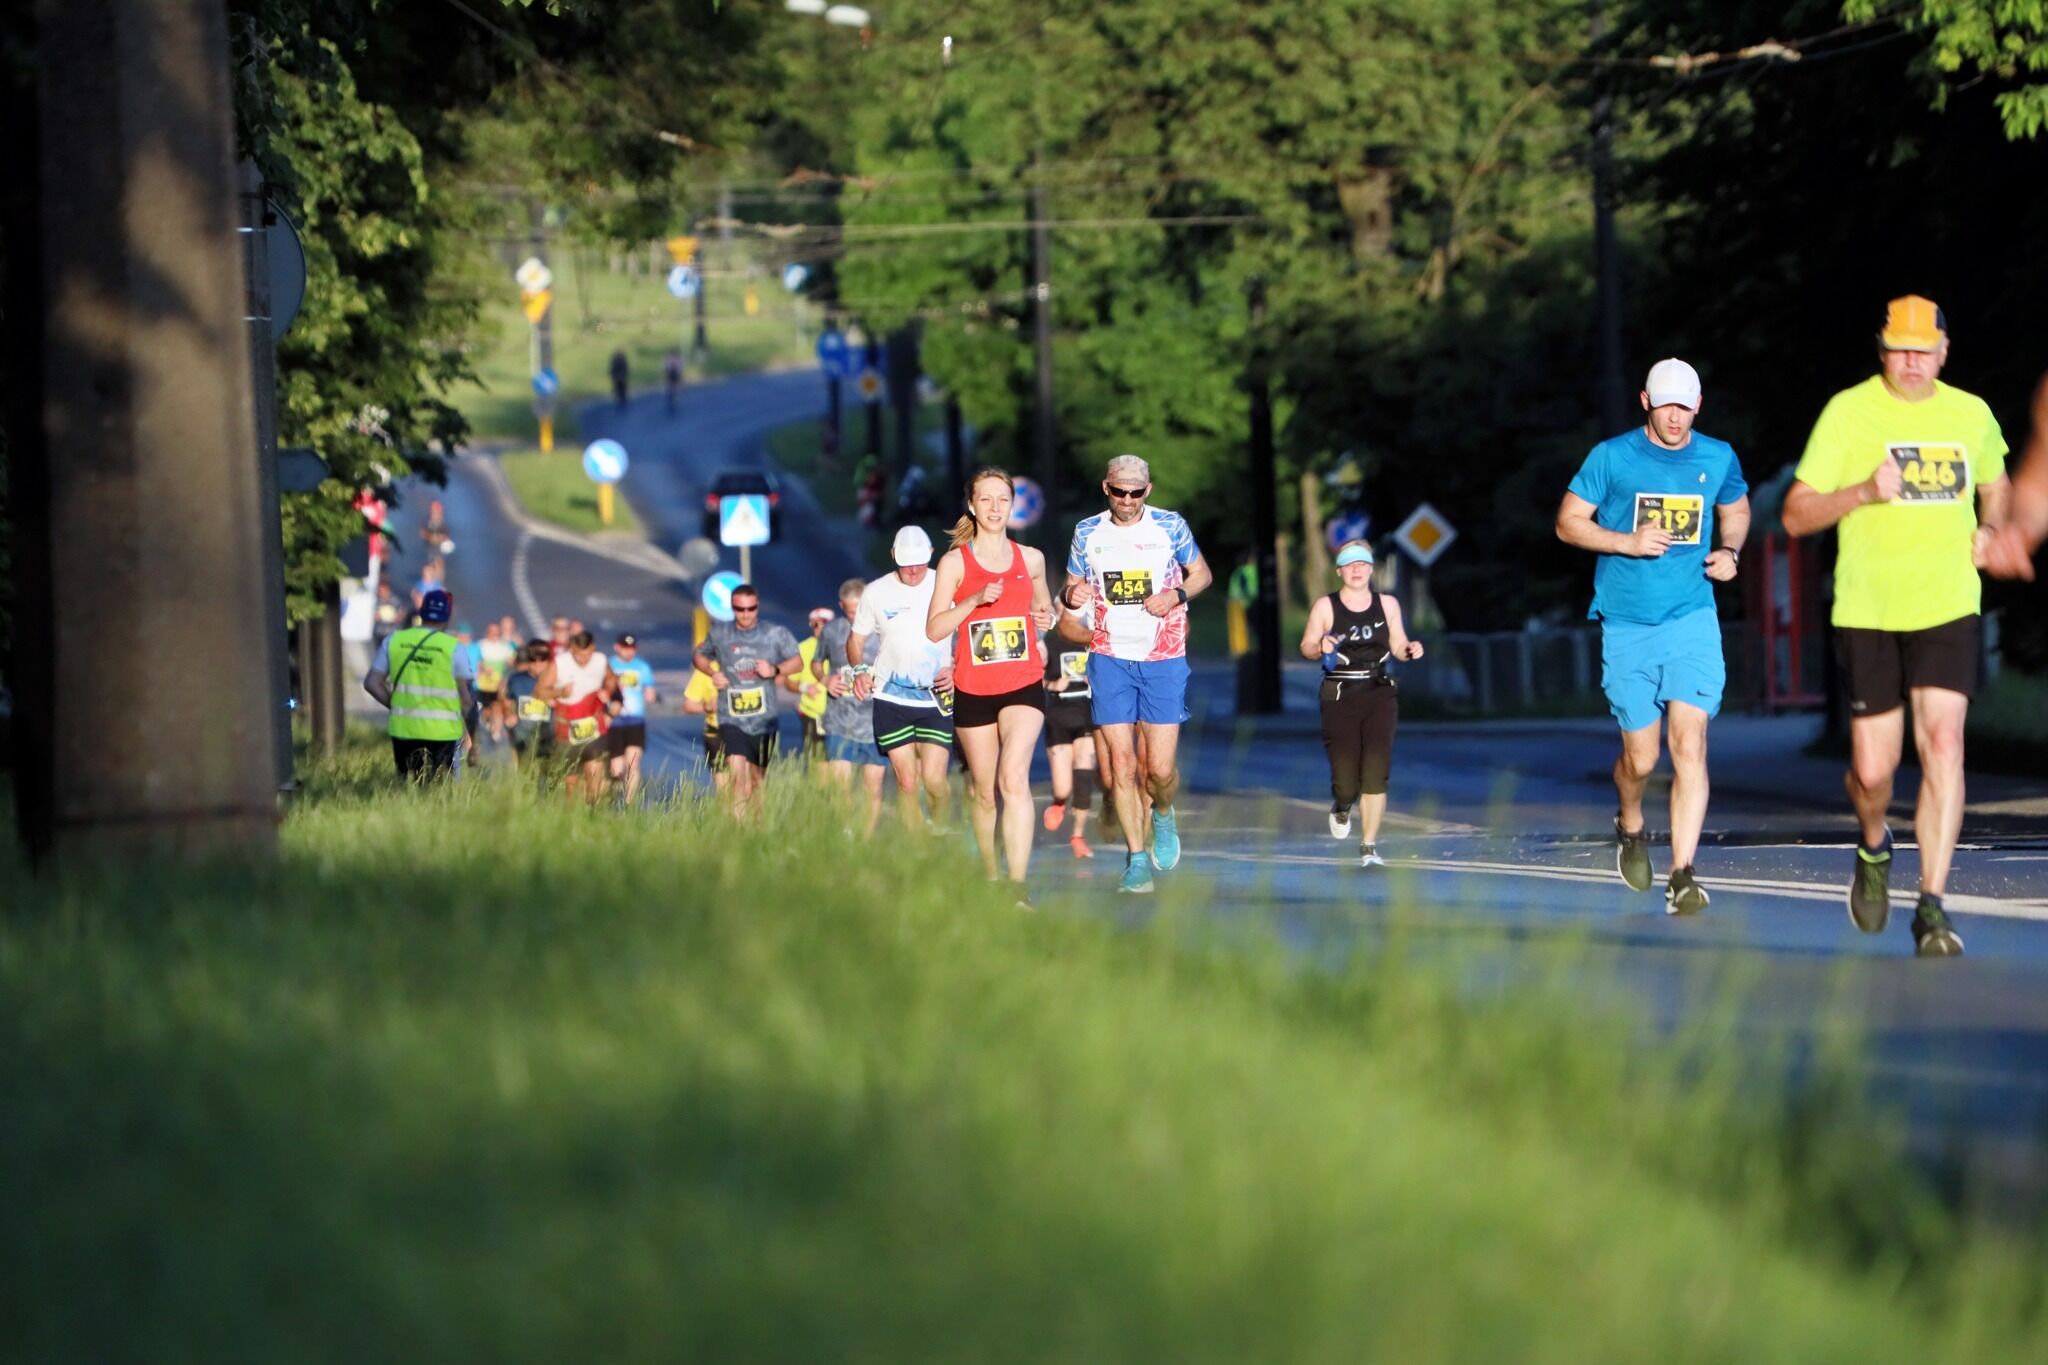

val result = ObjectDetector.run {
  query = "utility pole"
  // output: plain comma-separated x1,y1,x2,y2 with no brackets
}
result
240,161,295,792
692,246,709,363
530,203,557,451
1243,278,1282,715
18,0,280,860
1028,159,1058,532
1591,0,1628,435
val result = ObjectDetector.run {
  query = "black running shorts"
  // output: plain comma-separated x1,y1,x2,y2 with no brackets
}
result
953,681,1046,730
1836,615,1979,716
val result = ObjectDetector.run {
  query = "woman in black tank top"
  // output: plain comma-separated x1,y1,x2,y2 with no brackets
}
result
1297,540,1426,867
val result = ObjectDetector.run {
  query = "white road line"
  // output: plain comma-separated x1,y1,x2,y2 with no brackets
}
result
1185,850,2048,923
510,530,547,639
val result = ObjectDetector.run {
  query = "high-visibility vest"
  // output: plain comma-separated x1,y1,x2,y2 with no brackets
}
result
797,636,828,721
385,627,464,741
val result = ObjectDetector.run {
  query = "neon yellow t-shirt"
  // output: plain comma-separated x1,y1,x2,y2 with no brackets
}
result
1793,376,2007,631
684,668,718,737
796,636,829,721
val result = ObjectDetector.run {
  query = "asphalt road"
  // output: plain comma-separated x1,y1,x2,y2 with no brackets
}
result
392,368,2048,1203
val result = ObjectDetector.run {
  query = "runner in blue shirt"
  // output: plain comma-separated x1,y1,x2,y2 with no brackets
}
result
606,633,658,804
1556,358,1751,914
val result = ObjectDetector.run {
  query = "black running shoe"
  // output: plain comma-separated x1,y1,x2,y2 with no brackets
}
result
1847,831,1892,934
1665,865,1710,916
1615,816,1652,892
1911,894,1964,958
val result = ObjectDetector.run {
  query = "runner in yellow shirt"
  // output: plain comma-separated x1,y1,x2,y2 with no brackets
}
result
1783,295,2012,957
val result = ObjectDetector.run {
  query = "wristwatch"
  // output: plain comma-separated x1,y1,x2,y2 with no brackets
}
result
1173,586,1189,606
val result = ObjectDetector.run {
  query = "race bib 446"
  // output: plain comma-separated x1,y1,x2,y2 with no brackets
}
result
1634,493,1704,544
1888,444,1968,503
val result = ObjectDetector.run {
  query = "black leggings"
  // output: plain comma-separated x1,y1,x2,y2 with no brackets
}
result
1319,679,1397,806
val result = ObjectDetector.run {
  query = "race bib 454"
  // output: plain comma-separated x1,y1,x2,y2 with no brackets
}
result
1633,493,1703,545
1101,570,1154,606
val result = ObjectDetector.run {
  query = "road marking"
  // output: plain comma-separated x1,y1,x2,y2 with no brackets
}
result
1273,795,1483,835
1186,850,2048,923
510,530,547,639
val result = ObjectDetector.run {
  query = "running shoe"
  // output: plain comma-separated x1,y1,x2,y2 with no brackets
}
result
1150,808,1182,871
1847,830,1893,934
1665,865,1710,916
1070,835,1094,859
1329,804,1352,840
1359,844,1385,869
1118,853,1156,894
1911,894,1964,958
1614,816,1652,892
1043,799,1068,832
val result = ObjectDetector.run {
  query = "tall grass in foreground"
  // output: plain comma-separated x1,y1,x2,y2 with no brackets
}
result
2,753,2045,1362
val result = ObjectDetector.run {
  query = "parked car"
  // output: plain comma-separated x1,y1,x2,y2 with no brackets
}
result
700,467,783,543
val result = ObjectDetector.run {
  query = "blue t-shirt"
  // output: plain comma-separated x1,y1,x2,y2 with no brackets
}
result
1567,427,1748,625
612,655,654,720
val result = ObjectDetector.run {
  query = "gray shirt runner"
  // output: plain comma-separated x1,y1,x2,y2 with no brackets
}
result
818,616,875,744
701,619,800,735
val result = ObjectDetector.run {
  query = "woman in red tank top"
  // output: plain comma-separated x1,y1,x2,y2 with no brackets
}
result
928,467,1055,896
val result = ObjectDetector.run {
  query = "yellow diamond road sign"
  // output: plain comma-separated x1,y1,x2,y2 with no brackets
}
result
1392,502,1457,568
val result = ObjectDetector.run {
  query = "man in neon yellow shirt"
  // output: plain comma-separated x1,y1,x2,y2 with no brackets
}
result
1784,295,2011,957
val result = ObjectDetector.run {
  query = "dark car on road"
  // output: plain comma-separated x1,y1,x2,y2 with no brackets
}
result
701,468,783,543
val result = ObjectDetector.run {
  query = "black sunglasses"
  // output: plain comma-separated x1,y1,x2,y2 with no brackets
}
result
1105,485,1148,499
733,603,760,612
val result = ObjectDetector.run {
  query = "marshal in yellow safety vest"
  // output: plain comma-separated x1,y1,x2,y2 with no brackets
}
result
383,627,466,741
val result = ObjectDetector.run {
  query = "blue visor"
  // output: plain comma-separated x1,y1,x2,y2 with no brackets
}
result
1334,544,1374,568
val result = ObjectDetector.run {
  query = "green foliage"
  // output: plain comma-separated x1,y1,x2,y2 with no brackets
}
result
1850,0,2048,137
6,773,2048,1358
497,447,641,533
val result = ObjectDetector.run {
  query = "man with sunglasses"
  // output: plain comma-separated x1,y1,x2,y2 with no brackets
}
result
1063,454,1213,893
693,584,804,815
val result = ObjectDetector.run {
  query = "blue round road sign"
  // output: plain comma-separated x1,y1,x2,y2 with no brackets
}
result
582,439,629,484
782,263,809,292
667,265,700,300
701,570,746,623
815,330,854,380
1008,475,1045,530
1326,508,1370,552
532,367,560,397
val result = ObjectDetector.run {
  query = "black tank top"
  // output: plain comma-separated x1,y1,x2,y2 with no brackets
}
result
1325,592,1390,679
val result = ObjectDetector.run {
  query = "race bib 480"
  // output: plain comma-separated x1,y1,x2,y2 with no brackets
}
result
1633,493,1704,544
969,617,1030,665
1101,569,1154,606
1888,443,1968,503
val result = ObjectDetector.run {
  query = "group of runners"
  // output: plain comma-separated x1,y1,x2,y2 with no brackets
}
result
367,291,2048,949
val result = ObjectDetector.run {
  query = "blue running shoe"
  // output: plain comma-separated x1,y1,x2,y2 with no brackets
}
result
1150,808,1182,871
1118,853,1156,894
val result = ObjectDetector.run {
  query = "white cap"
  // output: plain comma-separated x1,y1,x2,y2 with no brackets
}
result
1644,358,1701,410
891,525,933,566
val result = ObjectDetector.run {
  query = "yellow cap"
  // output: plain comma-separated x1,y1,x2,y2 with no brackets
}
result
1880,295,1947,351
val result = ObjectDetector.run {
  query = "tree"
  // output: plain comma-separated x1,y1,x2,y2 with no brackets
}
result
1849,0,2048,138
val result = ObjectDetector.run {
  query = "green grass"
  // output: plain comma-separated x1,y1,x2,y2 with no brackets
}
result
3,746,2046,1360
454,249,817,443
762,405,952,523
495,447,641,536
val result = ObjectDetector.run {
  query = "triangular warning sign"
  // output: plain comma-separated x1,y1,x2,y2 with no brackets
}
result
720,496,769,546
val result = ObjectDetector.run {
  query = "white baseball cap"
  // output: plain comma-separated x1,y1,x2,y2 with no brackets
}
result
1644,357,1701,410
891,525,933,566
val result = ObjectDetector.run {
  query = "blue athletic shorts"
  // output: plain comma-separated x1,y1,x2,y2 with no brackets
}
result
1088,654,1190,728
1599,605,1725,733
824,732,887,767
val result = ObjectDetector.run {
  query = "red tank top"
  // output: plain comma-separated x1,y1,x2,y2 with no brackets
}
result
952,540,1044,694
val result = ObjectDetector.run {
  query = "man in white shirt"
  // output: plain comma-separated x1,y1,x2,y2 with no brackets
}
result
1063,454,1213,893
851,525,958,830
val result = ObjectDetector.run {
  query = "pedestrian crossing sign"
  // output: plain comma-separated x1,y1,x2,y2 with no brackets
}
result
1392,502,1457,568
719,493,771,548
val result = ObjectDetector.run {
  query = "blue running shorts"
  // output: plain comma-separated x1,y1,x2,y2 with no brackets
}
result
1088,654,1190,728
824,732,887,767
1599,605,1725,733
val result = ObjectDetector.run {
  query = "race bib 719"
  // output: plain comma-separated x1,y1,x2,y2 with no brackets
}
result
1888,444,1968,503
1633,493,1704,545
